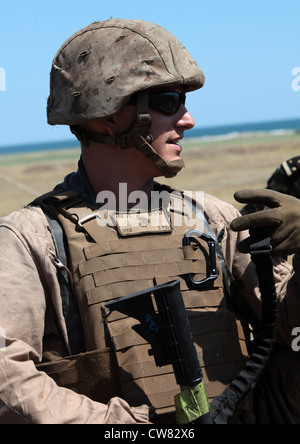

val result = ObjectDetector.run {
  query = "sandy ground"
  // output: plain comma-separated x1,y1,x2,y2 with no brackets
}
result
0,132,299,217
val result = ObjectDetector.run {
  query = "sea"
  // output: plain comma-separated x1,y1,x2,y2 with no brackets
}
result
0,117,299,155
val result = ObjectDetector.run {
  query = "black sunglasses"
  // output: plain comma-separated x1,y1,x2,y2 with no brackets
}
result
129,91,186,115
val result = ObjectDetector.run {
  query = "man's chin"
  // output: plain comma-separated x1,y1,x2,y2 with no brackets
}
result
170,166,182,176
163,166,183,179
165,158,185,176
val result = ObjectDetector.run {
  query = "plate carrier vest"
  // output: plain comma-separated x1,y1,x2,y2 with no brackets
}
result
34,187,249,422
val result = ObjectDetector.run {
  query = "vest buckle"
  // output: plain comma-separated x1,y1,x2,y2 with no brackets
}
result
183,229,219,288
76,213,99,231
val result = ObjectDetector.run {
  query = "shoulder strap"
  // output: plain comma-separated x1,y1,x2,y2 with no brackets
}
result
30,190,87,355
210,228,278,423
45,212,85,355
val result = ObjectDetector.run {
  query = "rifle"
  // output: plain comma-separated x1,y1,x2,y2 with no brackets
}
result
105,279,213,424
105,228,278,424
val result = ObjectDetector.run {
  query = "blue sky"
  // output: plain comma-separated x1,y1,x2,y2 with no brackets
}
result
0,0,299,147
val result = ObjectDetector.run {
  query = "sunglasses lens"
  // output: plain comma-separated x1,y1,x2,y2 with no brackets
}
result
149,92,186,114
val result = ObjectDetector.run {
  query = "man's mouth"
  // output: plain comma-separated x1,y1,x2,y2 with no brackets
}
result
167,138,183,152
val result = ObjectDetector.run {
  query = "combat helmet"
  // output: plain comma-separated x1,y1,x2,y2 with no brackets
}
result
47,18,205,177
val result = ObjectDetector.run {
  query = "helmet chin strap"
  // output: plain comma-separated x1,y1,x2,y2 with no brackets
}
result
70,92,185,179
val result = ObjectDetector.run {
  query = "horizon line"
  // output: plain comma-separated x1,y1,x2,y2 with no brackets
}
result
0,116,299,151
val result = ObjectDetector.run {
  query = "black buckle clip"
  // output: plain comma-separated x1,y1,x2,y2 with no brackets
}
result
249,228,273,257
183,229,219,288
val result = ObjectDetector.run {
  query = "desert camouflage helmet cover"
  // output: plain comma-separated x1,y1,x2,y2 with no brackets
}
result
47,18,205,125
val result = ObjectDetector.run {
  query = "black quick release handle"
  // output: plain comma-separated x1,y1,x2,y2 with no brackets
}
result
105,280,203,387
183,229,219,287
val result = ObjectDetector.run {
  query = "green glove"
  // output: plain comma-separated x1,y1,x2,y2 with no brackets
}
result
230,189,300,257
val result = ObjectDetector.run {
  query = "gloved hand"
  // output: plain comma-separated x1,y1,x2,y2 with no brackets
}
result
230,189,300,257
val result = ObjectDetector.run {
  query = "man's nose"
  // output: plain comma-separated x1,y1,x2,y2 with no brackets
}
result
176,106,195,130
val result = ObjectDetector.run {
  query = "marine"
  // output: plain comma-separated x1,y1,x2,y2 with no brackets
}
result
0,18,299,424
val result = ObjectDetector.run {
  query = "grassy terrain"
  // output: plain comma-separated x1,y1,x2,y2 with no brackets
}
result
161,132,300,209
0,132,300,217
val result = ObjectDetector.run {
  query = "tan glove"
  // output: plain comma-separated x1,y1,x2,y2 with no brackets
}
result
230,189,300,257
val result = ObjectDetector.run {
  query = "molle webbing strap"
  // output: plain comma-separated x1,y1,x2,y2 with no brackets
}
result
82,259,207,285
86,277,223,306
79,246,200,275
84,235,188,258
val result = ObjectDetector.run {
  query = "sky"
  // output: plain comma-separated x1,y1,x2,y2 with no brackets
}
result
0,0,299,147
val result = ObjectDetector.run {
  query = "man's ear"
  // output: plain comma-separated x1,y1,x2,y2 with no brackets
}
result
77,117,116,136
98,117,116,136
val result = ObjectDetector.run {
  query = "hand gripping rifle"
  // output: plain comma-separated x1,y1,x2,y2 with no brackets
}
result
105,228,278,424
